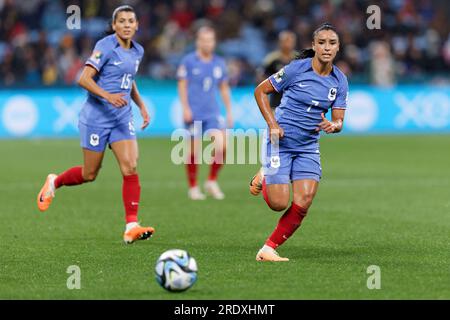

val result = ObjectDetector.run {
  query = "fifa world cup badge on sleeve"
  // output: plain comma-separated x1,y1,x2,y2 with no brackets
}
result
274,68,285,83
90,51,102,64
177,65,187,78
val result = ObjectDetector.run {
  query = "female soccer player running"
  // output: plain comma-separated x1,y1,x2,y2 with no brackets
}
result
37,5,155,244
249,23,349,261
177,26,233,200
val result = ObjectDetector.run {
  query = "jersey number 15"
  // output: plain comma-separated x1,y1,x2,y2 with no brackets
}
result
121,73,132,89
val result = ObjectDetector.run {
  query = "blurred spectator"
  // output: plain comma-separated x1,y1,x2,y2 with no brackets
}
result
170,0,195,31
257,30,298,108
257,30,297,80
0,0,448,87
370,41,396,87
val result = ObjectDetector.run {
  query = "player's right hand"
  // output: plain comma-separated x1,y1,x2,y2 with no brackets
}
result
183,108,193,124
269,124,284,144
107,93,127,108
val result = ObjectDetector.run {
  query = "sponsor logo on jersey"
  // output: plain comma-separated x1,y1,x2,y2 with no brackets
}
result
328,87,337,101
298,82,309,88
90,134,99,146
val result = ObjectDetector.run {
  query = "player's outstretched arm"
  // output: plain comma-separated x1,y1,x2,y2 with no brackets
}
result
178,79,192,124
78,65,127,108
254,79,284,144
131,81,150,130
219,81,233,128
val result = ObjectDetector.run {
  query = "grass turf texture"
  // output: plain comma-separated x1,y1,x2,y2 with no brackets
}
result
0,135,449,299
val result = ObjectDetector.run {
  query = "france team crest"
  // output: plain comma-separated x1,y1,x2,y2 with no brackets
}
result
328,87,337,101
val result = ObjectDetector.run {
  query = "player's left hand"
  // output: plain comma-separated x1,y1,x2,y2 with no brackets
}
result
140,106,150,130
316,113,336,134
226,113,234,128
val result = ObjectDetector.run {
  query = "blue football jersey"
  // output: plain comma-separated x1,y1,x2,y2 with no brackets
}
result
177,52,228,121
79,34,144,128
269,58,348,137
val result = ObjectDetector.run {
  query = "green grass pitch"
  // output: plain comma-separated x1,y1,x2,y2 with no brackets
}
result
0,135,449,299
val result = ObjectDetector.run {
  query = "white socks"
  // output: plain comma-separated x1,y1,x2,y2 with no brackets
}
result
125,222,139,232
261,245,276,253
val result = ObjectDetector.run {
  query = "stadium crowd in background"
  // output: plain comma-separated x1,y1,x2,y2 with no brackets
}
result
0,0,449,87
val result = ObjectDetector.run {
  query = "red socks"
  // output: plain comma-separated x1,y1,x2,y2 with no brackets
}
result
54,166,85,189
186,153,197,187
186,151,225,186
54,167,141,223
123,174,140,223
265,202,308,249
208,150,224,181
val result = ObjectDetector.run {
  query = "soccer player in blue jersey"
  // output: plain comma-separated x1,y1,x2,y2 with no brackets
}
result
177,26,233,200
249,23,349,261
37,5,155,244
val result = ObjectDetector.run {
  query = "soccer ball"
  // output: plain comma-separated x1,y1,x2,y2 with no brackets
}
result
155,249,198,292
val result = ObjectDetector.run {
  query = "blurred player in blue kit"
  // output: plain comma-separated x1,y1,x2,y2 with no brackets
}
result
37,5,155,244
177,26,233,200
250,23,349,261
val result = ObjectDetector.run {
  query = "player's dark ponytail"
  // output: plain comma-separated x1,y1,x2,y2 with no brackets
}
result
105,20,114,35
295,23,338,60
104,5,137,35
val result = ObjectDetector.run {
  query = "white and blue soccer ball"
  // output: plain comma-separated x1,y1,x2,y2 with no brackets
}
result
155,249,198,292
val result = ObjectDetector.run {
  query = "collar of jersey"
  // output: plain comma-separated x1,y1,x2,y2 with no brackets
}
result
111,33,137,51
304,57,338,80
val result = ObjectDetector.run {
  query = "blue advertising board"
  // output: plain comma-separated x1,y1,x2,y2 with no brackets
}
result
0,83,449,138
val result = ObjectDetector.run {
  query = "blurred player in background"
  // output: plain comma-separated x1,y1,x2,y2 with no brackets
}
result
257,30,298,110
37,5,155,244
177,26,233,200
250,23,348,261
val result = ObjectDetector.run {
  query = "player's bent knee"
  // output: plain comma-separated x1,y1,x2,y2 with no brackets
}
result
296,193,315,209
121,162,138,176
83,172,98,182
269,199,289,212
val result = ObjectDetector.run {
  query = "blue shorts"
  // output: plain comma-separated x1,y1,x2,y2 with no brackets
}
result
262,131,322,184
185,116,225,138
79,121,136,152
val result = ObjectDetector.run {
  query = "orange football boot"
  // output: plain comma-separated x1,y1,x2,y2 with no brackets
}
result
123,225,155,244
37,174,57,212
256,249,289,262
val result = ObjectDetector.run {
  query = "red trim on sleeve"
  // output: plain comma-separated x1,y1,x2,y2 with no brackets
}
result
332,106,346,109
85,62,100,72
268,77,280,93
